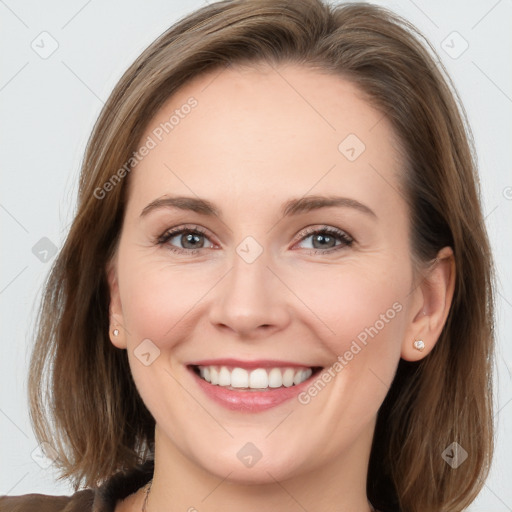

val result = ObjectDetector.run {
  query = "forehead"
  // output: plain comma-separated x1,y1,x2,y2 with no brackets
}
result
128,64,405,216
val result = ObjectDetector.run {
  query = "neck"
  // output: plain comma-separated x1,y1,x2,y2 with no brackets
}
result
143,423,375,512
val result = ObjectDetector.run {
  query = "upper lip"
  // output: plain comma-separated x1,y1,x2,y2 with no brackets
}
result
187,358,319,369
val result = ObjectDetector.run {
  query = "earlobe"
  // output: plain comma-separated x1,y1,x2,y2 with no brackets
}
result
106,258,127,350
401,246,456,362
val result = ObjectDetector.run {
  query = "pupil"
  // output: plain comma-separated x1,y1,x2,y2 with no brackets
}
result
182,233,203,249
313,233,335,249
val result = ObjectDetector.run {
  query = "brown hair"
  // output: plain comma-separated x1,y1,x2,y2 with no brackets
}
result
28,1,495,510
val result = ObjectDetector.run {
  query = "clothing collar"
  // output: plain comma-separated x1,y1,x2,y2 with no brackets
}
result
92,459,154,512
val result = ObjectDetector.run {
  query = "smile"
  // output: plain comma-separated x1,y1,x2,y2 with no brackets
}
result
188,361,323,412
191,364,318,390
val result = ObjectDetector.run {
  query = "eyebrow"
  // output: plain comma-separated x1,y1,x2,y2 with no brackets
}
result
282,195,376,218
140,196,220,217
140,194,376,219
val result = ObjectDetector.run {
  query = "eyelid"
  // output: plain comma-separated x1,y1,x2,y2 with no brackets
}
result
292,225,354,252
294,224,353,242
156,223,354,254
156,224,217,247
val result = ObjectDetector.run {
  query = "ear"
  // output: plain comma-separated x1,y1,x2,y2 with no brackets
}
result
106,256,127,349
401,246,456,361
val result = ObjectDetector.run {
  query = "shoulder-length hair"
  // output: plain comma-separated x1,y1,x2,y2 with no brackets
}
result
28,1,495,511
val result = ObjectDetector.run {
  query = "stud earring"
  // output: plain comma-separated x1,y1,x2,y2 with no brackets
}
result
112,328,119,337
413,339,425,351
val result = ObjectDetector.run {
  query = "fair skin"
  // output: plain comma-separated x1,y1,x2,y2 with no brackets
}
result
108,64,455,512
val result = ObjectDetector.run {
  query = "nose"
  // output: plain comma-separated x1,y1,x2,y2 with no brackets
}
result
208,250,291,339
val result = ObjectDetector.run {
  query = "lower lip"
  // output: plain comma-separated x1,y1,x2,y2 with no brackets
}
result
189,367,319,412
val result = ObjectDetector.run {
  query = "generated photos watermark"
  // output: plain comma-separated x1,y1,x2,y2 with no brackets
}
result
298,301,403,405
93,97,198,200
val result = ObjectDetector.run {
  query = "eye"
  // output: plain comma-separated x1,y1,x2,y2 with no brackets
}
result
157,225,215,253
294,226,354,253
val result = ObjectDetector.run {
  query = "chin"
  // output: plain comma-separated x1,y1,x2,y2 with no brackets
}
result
195,448,308,485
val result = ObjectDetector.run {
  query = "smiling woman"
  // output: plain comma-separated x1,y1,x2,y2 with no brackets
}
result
0,1,495,512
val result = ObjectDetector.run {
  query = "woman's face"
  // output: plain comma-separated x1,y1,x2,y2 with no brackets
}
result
108,64,424,483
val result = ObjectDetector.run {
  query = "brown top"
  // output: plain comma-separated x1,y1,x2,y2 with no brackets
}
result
0,460,154,512
1,459,388,511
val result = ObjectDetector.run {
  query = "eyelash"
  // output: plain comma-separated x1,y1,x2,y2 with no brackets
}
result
156,225,210,255
295,225,354,254
156,224,354,255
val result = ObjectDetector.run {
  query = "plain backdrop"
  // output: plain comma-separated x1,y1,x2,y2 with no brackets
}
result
1,0,511,509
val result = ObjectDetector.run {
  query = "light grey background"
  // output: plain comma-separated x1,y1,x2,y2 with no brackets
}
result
1,0,511,509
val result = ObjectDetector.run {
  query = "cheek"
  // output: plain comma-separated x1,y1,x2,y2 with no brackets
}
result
117,252,222,345
288,261,409,364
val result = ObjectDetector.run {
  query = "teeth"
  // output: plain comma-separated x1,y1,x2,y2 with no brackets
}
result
231,368,249,388
218,367,231,386
294,370,305,385
209,367,219,385
249,368,267,388
282,368,295,387
197,365,313,389
268,368,282,388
